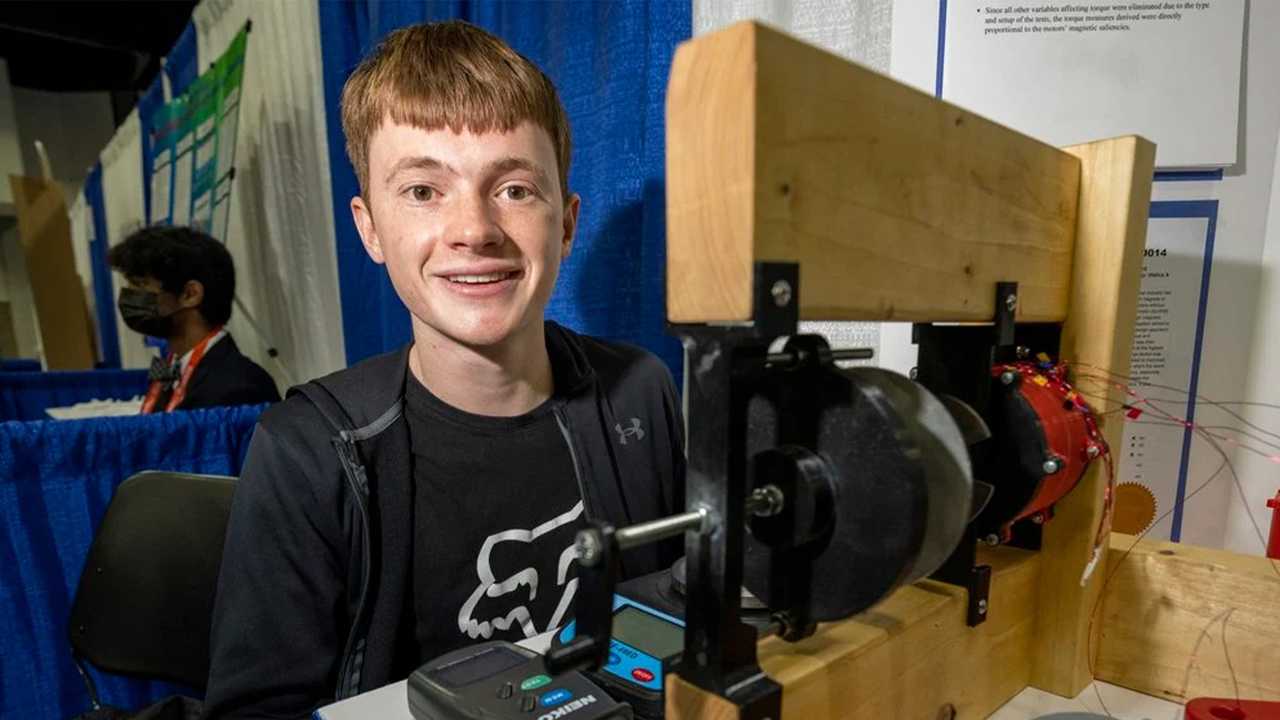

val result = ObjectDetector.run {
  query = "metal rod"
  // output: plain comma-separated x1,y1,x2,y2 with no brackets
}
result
615,509,709,550
765,347,875,366
615,485,787,552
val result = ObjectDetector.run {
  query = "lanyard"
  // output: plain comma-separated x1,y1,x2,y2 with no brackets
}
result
141,327,225,414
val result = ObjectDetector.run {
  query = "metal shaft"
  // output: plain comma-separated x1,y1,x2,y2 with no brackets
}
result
614,509,710,550
765,347,875,367
612,486,784,551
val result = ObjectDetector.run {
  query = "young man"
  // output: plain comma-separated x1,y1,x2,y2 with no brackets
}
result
204,21,685,718
108,225,280,412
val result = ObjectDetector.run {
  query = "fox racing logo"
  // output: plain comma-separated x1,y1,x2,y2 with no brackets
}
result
458,501,584,639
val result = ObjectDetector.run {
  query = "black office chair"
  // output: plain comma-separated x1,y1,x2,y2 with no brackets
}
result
68,471,237,715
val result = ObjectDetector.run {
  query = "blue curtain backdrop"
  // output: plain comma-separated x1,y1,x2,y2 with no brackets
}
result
137,74,168,224
84,165,122,369
0,369,147,422
317,0,688,379
164,23,201,97
0,405,264,720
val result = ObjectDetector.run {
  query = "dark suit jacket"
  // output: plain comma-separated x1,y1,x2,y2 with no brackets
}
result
178,334,281,410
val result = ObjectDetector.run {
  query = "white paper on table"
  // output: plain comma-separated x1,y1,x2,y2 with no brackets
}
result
45,397,144,420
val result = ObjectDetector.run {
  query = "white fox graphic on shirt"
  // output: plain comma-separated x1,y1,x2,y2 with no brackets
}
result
457,500,584,639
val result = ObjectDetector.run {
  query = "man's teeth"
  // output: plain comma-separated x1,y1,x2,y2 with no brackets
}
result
448,272,513,284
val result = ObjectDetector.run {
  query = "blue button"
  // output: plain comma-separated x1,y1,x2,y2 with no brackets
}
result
607,652,621,666
540,689,573,707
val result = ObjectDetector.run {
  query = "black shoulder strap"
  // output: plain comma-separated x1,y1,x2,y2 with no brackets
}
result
290,381,356,436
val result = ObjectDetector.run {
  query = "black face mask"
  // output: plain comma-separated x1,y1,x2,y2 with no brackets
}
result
118,287,175,339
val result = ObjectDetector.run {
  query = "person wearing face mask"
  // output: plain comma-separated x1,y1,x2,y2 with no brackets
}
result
108,225,280,413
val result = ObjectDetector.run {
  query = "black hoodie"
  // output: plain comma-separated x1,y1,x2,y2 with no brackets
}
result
203,322,685,719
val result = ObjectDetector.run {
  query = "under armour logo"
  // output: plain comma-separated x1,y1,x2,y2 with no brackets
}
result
615,418,645,445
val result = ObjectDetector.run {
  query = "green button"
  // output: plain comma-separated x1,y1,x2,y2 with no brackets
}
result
520,675,552,691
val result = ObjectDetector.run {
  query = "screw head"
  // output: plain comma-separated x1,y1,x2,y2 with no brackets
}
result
983,533,1001,546
1000,370,1018,385
909,366,919,380
771,280,793,307
1016,345,1031,359
1087,445,1102,459
1005,293,1018,312
977,599,988,615
1031,513,1045,525
575,530,601,567
1042,457,1062,475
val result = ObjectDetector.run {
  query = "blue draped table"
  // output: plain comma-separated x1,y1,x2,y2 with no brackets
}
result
0,369,150,422
0,404,265,719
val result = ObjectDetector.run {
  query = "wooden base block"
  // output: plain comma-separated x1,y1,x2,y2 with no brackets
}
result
667,547,1040,719
1095,533,1280,703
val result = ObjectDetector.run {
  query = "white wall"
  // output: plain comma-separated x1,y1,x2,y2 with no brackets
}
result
0,59,24,207
1,61,41,361
1228,3,1280,555
12,87,114,193
1141,3,1280,552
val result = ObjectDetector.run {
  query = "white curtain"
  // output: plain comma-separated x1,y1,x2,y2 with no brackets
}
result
66,190,98,359
691,0,896,369
191,0,346,388
98,109,151,369
694,0,892,69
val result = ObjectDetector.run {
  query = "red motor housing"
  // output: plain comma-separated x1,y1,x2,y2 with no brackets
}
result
975,360,1107,542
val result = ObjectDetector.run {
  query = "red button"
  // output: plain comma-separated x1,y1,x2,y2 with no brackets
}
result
631,668,655,683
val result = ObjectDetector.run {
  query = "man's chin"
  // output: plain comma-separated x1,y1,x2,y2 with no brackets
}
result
434,318,533,351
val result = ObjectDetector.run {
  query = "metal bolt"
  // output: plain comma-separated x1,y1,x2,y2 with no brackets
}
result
999,370,1018,385
1087,445,1101,459
983,533,1001,546
977,599,988,615
1005,293,1018,313
748,484,785,518
575,530,601,567
771,280,793,307
1042,457,1062,475
909,366,919,380
1031,513,1044,525
1016,346,1031,359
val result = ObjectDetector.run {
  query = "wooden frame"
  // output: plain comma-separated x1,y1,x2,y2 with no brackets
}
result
663,21,1279,718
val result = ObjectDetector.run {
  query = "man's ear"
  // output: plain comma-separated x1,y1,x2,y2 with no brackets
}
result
561,192,581,260
179,279,205,310
351,195,385,264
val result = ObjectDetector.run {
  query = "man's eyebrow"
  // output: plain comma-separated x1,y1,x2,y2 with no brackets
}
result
383,156,455,186
485,156,552,186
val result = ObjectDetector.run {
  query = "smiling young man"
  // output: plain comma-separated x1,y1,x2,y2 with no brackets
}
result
203,21,685,719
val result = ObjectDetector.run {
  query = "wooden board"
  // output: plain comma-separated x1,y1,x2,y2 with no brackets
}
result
1095,533,1280,703
665,21,1081,325
666,547,1041,720
8,175,96,370
1030,136,1156,697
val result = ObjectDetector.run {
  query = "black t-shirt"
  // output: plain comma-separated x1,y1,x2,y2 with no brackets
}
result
407,373,584,663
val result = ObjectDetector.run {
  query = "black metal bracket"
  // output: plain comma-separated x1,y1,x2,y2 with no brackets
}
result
544,524,619,675
913,281,1020,627
659,262,799,718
